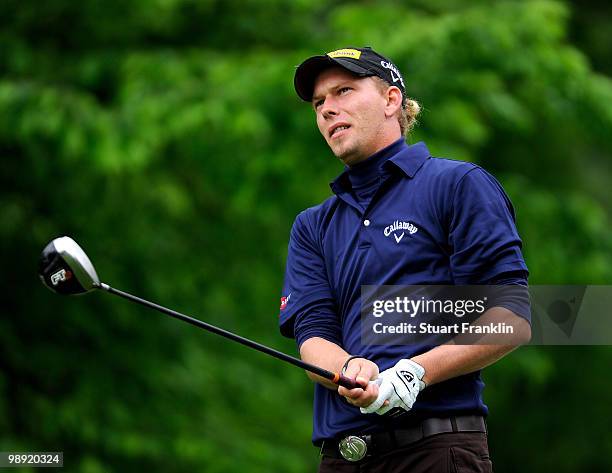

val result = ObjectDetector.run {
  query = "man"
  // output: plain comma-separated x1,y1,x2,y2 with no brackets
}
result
279,46,531,472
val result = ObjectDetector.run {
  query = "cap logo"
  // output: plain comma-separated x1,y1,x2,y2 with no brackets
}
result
327,48,362,59
380,60,405,88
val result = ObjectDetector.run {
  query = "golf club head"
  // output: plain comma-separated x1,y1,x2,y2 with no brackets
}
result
39,236,100,295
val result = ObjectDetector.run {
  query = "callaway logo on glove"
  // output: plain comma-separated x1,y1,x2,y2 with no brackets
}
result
360,359,426,415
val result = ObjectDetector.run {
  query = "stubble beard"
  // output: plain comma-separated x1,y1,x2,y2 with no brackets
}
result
329,135,368,167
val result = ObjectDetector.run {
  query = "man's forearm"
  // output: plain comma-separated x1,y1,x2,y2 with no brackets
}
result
300,337,351,390
411,344,515,386
412,307,531,386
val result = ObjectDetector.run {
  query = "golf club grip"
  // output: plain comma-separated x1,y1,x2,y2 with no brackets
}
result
336,374,366,390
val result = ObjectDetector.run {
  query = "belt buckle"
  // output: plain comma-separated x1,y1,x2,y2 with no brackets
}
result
338,435,368,462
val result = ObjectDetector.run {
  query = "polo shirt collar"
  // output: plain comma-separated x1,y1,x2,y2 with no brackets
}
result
330,140,431,195
384,141,430,178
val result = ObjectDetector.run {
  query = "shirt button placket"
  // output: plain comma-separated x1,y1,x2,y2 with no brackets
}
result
359,218,372,249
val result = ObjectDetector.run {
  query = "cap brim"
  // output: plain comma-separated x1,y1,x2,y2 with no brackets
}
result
294,55,372,102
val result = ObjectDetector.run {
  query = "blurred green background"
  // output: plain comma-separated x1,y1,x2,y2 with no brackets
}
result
1,0,611,471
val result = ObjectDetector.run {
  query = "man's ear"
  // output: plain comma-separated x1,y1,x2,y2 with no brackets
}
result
385,86,403,118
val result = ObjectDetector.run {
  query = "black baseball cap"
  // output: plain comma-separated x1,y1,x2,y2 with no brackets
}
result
294,46,406,103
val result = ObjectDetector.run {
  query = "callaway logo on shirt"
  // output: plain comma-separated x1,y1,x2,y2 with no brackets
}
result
383,220,418,244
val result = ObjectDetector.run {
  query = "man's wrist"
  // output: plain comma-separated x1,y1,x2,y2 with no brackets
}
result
406,356,429,386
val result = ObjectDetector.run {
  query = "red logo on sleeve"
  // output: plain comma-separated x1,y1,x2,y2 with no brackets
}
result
280,293,291,310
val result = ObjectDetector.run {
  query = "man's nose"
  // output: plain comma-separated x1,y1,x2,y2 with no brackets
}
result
321,98,339,119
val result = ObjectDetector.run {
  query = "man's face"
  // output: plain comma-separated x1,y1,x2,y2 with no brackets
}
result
312,67,393,166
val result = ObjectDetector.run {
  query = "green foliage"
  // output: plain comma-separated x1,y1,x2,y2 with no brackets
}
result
0,0,611,471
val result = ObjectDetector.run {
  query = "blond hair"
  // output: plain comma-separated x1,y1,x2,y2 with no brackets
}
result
372,77,421,136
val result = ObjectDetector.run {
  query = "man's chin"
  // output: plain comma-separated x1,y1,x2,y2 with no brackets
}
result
332,146,365,167
330,142,354,162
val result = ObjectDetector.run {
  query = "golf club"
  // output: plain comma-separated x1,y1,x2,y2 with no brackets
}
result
38,236,364,390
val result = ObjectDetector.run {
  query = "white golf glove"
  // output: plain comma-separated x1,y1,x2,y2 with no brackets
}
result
360,359,426,415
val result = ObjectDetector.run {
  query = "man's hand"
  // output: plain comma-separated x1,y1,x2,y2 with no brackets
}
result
337,357,381,408
360,359,426,415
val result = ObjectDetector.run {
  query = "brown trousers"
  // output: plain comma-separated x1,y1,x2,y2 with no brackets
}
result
318,432,492,473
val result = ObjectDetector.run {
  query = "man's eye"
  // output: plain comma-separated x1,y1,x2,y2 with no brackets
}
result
314,99,324,108
339,87,351,94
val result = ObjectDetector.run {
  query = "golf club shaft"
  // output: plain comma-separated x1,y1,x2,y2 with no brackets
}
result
98,283,362,390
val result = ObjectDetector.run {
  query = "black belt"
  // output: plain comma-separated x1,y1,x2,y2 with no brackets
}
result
320,415,487,462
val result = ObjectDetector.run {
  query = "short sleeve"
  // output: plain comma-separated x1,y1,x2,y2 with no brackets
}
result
279,212,342,346
449,168,529,284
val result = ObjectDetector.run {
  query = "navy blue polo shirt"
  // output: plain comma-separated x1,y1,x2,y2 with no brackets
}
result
279,139,529,444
